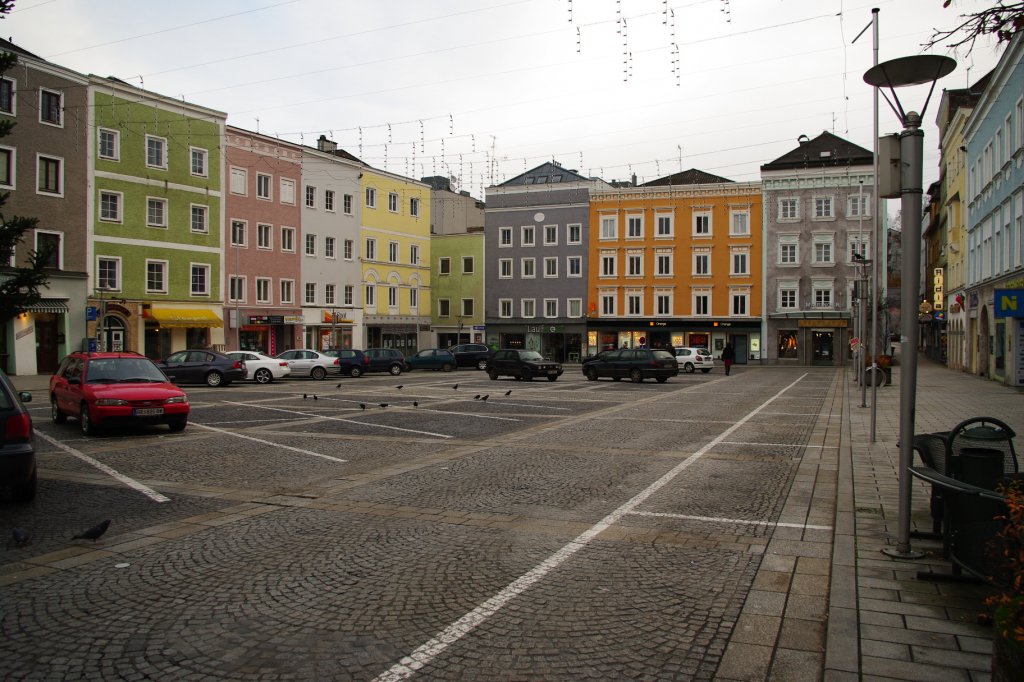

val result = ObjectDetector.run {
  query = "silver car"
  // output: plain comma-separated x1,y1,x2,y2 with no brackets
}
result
274,349,341,380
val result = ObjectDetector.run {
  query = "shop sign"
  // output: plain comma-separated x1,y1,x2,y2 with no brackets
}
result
932,268,944,310
994,289,1024,319
969,292,979,309
526,324,564,333
284,315,304,324
798,319,848,328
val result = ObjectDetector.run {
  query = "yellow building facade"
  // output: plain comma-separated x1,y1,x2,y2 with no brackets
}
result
359,169,432,351
587,177,763,362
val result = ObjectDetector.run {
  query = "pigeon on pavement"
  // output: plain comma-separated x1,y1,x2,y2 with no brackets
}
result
336,383,342,388
480,395,489,402
313,395,318,400
303,393,308,400
452,384,459,390
505,390,512,396
413,401,418,407
72,519,111,542
10,527,31,548
396,385,403,390
379,403,388,408
359,403,366,410
474,394,481,400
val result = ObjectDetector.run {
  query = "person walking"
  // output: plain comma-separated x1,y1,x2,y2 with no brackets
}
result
721,342,735,376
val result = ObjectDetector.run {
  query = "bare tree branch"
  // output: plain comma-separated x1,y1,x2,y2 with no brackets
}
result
923,1,1024,55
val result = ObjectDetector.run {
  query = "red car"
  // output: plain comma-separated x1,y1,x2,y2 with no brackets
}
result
50,351,190,436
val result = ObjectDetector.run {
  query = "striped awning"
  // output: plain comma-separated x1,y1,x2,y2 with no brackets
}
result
150,307,223,328
25,298,70,314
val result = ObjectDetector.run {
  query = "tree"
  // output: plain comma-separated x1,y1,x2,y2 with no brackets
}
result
0,0,53,325
925,1,1024,54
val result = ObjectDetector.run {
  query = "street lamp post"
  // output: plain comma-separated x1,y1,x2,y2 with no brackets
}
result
865,53,956,559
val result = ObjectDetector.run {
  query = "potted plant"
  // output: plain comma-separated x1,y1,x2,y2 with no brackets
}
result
988,480,1024,682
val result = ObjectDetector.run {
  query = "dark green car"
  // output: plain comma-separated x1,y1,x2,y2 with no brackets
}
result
582,348,679,383
406,349,457,372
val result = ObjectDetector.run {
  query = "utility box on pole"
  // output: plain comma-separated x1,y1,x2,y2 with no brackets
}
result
878,133,902,198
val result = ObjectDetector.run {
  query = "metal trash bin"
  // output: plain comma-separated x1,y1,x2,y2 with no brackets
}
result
957,447,1004,490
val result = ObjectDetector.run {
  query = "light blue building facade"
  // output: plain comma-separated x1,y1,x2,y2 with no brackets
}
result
964,33,1024,386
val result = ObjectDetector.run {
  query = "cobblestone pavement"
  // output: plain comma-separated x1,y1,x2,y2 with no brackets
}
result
5,360,1001,680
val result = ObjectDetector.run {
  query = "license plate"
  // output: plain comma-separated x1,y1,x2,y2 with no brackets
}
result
134,407,164,416
547,369,558,375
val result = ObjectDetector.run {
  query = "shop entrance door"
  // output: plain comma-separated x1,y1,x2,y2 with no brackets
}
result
812,331,834,365
35,317,59,373
730,335,748,365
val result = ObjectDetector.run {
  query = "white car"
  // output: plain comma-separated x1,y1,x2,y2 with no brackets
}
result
674,347,714,373
226,351,292,384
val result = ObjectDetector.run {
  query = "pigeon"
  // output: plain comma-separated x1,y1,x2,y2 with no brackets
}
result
379,403,388,408
452,384,459,390
396,385,403,390
359,403,366,410
413,401,418,407
474,394,481,400
336,383,342,388
313,395,318,401
480,395,489,402
10,527,31,548
504,390,512,396
303,393,308,400
72,519,111,542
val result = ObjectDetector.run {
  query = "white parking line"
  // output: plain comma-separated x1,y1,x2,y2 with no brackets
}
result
188,423,349,463
224,401,453,439
371,372,809,682
629,510,833,531
33,430,171,503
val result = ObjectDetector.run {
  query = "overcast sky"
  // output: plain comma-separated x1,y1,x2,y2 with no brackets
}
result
5,0,1007,199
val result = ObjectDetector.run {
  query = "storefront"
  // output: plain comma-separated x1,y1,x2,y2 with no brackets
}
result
2,297,74,376
436,325,485,349
486,323,585,363
584,320,761,363
364,314,432,355
143,305,226,360
767,315,852,366
233,312,303,356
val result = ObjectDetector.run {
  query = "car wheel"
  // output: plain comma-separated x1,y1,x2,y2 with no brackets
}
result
12,466,37,501
254,368,273,384
488,369,499,380
630,368,643,383
205,371,224,387
51,398,67,424
311,366,327,380
700,368,711,373
476,359,488,371
168,417,187,432
80,403,97,436
547,375,558,382
521,368,533,381
684,362,695,374
442,363,453,372
389,364,403,376
585,368,598,381
656,377,669,383
349,366,363,378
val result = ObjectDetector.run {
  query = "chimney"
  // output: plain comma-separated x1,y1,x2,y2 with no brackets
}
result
317,135,337,153
631,173,637,186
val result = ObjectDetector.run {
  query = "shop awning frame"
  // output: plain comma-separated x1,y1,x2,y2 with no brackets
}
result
24,298,70,314
149,307,224,328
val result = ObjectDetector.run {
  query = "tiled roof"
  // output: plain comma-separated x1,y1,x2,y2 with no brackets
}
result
761,131,873,171
499,162,590,186
641,168,734,186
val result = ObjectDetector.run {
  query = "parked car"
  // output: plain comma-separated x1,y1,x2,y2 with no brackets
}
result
406,348,457,372
275,349,341,380
487,349,563,382
156,349,246,387
50,352,190,436
364,348,410,375
225,351,291,384
448,343,492,370
322,349,369,377
582,348,679,383
674,347,715,374
0,368,36,500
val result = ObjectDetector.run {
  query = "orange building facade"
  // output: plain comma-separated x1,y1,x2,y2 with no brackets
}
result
587,179,763,363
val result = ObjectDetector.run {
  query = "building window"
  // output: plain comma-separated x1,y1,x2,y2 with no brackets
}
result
191,205,208,233
779,198,799,221
693,291,710,316
731,293,748,316
522,225,535,246
325,236,336,259
730,211,749,236
462,256,474,274
813,197,834,219
191,264,210,296
37,155,62,195
98,129,120,161
567,255,582,277
778,331,798,358
779,238,798,265
231,220,247,247
544,224,558,245
344,285,354,306
522,299,536,318
568,298,582,318
499,298,513,318
600,215,617,239
462,298,475,316
601,254,616,277
656,293,671,316
280,279,294,304
0,78,14,115
626,293,642,316
305,282,316,305
146,198,167,228
146,260,167,294
324,189,335,212
326,283,337,306
0,147,12,188
281,227,296,253
601,294,615,316
848,194,871,218
40,88,62,126
544,257,558,277
257,223,272,250
438,298,450,317
813,287,833,308
410,197,420,217
499,226,513,246
97,257,120,291
230,167,247,195
731,251,749,275
256,173,272,200
656,214,673,237
848,235,870,262
693,212,711,236
99,191,122,222
410,244,419,265
305,234,316,256
544,299,557,318
813,239,834,264
779,286,797,309
191,148,208,177
388,192,399,212
439,257,451,275
499,258,512,278
146,136,166,169
280,178,295,205
305,185,316,208
568,223,582,244
387,286,398,308
657,253,672,275
36,231,61,269
627,215,643,238
694,252,710,276
230,276,246,303
521,258,536,278
627,254,642,276
256,278,272,304
365,187,376,208
344,193,353,214
366,238,377,260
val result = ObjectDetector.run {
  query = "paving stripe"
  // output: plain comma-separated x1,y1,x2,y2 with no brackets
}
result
188,422,349,462
717,440,838,449
372,372,809,682
628,510,833,531
224,401,453,439
33,430,171,503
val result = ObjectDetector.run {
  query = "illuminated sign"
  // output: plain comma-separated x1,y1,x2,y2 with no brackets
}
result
932,268,944,311
994,289,1024,319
